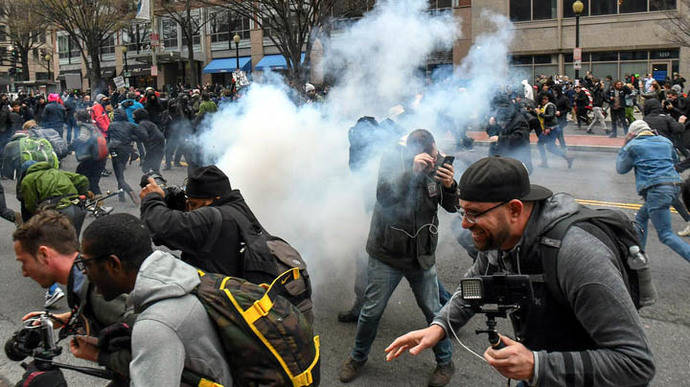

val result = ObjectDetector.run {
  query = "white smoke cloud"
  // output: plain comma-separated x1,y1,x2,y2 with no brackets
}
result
197,1,520,290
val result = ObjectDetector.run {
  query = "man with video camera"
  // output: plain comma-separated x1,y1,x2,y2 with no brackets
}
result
139,165,259,276
385,156,655,386
12,210,132,385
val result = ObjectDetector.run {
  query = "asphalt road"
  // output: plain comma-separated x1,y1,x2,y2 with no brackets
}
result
0,149,688,386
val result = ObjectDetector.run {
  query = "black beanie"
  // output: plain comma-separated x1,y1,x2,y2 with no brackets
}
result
186,165,231,198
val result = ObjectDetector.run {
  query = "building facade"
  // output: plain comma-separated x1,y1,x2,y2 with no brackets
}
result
47,0,688,90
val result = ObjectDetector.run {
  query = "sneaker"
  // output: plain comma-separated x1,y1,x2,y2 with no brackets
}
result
677,224,690,237
338,356,366,383
337,309,360,323
428,361,455,387
44,287,64,308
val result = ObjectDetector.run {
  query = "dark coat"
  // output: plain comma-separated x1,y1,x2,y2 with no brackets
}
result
106,109,147,149
487,108,533,173
366,145,458,271
140,190,257,277
608,86,632,111
41,101,66,130
643,98,684,145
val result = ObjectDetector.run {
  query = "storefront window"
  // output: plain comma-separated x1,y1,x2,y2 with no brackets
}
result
619,0,647,13
510,0,531,22
650,0,676,11
533,0,557,20
590,0,617,15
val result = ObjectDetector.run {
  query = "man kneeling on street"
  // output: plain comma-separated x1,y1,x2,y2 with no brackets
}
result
385,156,655,386
79,213,232,386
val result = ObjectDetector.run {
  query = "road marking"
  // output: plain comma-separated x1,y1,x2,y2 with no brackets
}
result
576,199,679,214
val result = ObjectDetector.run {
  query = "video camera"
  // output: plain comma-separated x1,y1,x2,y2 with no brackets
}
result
140,170,187,211
4,312,112,380
459,274,533,349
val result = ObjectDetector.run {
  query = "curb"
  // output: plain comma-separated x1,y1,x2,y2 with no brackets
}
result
471,141,620,153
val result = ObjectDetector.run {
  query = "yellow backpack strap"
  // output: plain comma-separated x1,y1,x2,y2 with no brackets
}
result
239,268,300,324
290,336,320,387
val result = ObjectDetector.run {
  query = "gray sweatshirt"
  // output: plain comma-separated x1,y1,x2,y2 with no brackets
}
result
128,250,233,387
433,193,655,386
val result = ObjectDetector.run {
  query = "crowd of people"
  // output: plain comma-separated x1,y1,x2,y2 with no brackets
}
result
3,69,689,387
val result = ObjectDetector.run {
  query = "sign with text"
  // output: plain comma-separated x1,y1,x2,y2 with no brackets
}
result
573,48,582,70
113,76,126,89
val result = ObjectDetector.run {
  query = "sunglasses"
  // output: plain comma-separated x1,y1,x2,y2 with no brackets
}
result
73,253,111,272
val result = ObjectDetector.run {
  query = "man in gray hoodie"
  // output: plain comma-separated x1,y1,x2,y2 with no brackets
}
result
385,156,655,386
79,213,233,386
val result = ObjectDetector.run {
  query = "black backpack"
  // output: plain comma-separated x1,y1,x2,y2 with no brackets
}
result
215,206,313,321
536,205,654,310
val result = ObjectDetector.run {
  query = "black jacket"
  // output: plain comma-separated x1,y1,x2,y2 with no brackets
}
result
539,102,558,128
42,101,66,129
366,144,458,271
555,94,571,117
106,109,146,149
487,107,533,173
8,111,23,132
141,190,259,276
643,98,684,143
608,86,632,110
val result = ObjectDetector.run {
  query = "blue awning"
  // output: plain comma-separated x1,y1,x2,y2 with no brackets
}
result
254,53,305,71
203,57,252,74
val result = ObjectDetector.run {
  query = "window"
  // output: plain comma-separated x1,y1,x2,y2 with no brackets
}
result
591,52,618,62
620,51,648,60
533,0,557,20
0,47,6,64
650,49,679,59
619,0,646,13
161,18,178,49
510,55,533,65
32,48,39,60
100,34,115,56
590,0,617,15
510,0,556,21
58,35,80,59
510,0,531,21
428,0,453,9
0,25,6,42
125,23,151,53
650,0,676,10
210,11,251,44
181,13,201,47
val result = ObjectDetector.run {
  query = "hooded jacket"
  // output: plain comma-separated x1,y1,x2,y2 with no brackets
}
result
133,109,165,146
41,101,66,130
486,105,533,173
433,193,655,386
19,161,89,214
106,109,147,149
616,133,681,195
642,98,684,143
128,250,233,387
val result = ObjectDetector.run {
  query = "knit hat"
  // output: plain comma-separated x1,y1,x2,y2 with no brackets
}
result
47,93,59,103
305,83,315,93
186,166,231,198
628,120,653,136
459,156,552,202
95,94,106,104
671,84,682,93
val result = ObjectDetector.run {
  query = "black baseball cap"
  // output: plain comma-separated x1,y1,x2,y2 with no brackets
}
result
459,156,552,202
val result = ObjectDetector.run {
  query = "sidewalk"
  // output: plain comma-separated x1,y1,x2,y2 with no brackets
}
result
465,112,637,152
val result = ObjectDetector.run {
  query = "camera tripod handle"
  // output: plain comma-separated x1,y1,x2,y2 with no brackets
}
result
475,329,506,350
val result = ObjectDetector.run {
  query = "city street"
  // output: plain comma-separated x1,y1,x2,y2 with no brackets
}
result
0,147,688,386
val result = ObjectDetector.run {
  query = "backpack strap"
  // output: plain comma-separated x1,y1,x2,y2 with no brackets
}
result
539,209,620,307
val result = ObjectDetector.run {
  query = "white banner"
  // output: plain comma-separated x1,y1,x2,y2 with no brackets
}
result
135,0,150,21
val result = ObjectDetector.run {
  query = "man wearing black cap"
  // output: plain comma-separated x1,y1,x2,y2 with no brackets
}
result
385,156,654,386
139,165,261,276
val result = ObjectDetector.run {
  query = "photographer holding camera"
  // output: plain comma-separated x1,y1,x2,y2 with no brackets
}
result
385,156,655,386
139,165,260,276
12,210,132,385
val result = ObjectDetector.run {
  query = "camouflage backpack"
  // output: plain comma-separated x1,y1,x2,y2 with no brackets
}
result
192,268,320,387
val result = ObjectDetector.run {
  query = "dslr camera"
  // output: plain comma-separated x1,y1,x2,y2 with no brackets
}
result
5,314,61,362
140,170,187,211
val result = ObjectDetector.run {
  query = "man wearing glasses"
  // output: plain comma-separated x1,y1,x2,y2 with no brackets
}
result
385,156,655,387
13,210,131,384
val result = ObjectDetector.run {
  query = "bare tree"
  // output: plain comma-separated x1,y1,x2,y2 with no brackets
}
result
0,0,48,81
663,0,690,46
159,0,212,87
199,0,341,85
33,0,134,92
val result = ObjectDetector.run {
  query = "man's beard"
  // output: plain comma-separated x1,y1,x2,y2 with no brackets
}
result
470,222,511,251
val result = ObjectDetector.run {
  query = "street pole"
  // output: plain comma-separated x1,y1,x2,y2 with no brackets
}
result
233,34,240,70
151,0,158,89
575,14,580,80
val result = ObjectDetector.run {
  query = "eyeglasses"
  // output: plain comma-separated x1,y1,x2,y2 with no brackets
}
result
458,202,507,224
74,253,110,272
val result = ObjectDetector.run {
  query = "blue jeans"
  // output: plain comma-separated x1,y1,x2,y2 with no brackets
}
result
351,256,453,364
636,185,690,262
65,117,77,143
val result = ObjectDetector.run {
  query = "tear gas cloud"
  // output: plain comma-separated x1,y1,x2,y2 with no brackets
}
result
198,0,523,290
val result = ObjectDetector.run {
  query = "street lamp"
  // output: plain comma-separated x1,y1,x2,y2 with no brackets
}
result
122,45,128,77
233,33,240,70
44,53,52,81
8,45,15,91
573,0,584,80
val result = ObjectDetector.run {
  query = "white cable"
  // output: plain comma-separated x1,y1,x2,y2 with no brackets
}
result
446,291,487,363
390,222,438,239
